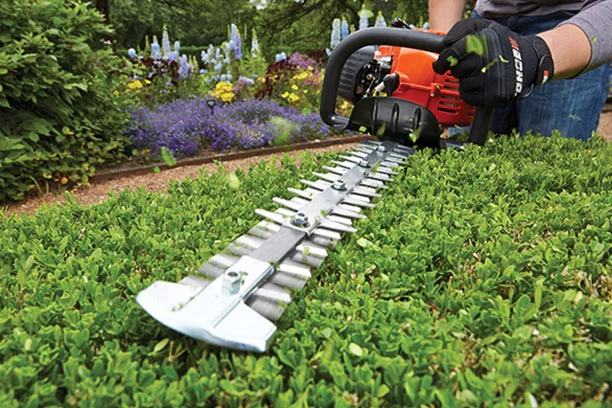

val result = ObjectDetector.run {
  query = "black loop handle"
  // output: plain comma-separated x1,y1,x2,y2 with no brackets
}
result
320,27,492,145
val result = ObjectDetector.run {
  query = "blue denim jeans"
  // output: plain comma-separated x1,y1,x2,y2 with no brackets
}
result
452,11,612,141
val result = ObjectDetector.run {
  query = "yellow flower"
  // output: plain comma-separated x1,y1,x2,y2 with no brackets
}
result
291,84,298,90
292,71,310,81
113,90,119,96
128,80,143,90
211,81,235,103
288,93,300,104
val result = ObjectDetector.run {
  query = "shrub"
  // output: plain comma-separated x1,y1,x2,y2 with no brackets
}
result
126,98,336,158
0,135,611,406
0,0,132,202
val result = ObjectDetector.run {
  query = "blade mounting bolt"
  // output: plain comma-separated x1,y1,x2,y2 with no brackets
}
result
222,270,241,295
358,159,370,168
291,211,309,227
331,180,347,191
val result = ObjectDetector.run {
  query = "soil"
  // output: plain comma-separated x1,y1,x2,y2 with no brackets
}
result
3,109,612,218
1,141,363,217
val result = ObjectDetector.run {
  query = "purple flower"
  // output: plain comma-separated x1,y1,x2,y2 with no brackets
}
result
341,18,349,39
125,98,336,157
151,41,162,59
230,24,243,60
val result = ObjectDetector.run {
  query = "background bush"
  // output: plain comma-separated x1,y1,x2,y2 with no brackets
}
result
0,0,133,202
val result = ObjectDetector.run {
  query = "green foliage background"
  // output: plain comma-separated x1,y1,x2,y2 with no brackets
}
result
1,136,611,406
109,0,431,59
0,0,134,202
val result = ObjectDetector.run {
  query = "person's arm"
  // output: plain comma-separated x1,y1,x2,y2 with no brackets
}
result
538,24,591,80
428,0,468,32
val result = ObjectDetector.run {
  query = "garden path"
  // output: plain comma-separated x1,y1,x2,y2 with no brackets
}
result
3,109,611,218
2,142,361,217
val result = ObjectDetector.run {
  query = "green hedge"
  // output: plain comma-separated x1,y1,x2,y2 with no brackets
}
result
1,135,611,406
0,0,132,202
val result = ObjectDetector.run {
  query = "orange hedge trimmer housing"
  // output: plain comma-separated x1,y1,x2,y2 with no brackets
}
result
376,43,475,127
322,27,493,147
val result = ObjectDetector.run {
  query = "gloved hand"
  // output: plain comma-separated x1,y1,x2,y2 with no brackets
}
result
432,18,554,107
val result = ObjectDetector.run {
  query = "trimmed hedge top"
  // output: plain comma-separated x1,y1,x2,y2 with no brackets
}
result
1,135,611,407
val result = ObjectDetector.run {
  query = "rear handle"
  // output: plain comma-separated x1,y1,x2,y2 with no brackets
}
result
320,27,492,145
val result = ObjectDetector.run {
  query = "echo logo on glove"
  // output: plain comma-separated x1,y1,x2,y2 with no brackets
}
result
509,37,524,95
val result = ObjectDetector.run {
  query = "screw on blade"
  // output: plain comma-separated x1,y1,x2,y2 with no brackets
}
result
332,180,347,191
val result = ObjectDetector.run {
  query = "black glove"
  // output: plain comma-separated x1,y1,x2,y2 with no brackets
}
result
432,18,554,107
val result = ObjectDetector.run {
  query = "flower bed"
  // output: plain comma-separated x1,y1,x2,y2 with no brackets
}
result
126,98,336,159
1,135,611,406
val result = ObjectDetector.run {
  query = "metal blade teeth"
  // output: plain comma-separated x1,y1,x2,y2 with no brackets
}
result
246,282,292,321
343,196,374,208
339,154,361,164
137,140,413,351
269,271,310,290
276,207,296,218
301,179,330,190
288,187,320,200
326,214,353,226
296,244,328,258
178,275,211,290
361,178,387,189
338,203,364,213
197,262,226,279
383,156,406,165
290,251,326,269
248,222,278,239
369,172,392,182
225,242,251,256
376,166,398,175
209,253,240,269
353,186,381,198
332,207,366,219
273,197,304,211
319,220,357,234
312,172,341,183
390,150,410,158
255,208,289,225
331,160,354,169
347,150,368,158
353,146,375,154
313,228,342,241
252,283,292,304
278,259,312,279
236,235,264,250
322,165,347,175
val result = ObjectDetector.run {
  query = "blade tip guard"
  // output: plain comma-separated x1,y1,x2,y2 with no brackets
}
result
137,280,277,353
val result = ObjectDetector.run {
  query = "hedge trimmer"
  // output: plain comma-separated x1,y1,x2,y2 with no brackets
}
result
136,26,492,352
